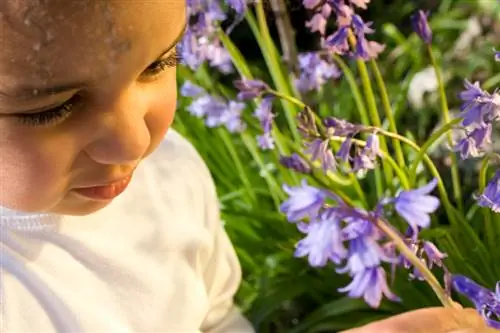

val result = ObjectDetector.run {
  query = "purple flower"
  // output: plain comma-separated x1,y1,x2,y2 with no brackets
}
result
394,179,440,233
336,137,353,162
323,117,361,136
352,133,381,172
494,48,500,62
338,267,400,308
305,12,329,35
280,180,327,222
257,132,275,150
452,275,500,329
254,97,274,130
224,101,247,133
458,80,499,127
180,80,205,97
411,10,432,44
294,208,347,266
325,26,350,54
280,154,312,174
306,138,336,173
234,78,269,100
453,135,479,160
476,171,500,212
295,52,342,92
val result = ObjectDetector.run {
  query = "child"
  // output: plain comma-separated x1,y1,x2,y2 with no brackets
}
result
0,1,254,332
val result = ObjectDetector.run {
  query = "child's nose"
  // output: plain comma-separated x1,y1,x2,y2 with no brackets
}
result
83,89,151,166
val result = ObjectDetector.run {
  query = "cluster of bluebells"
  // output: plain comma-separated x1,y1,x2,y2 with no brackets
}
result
295,52,342,93
452,80,500,212
297,113,383,175
181,0,250,73
303,0,385,61
280,178,446,307
180,81,247,132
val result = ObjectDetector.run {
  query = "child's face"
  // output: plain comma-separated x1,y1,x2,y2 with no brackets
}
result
0,1,186,215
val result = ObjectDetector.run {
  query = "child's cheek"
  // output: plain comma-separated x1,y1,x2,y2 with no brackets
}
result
0,133,73,212
143,73,178,157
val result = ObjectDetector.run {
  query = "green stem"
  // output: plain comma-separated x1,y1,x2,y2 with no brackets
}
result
376,219,456,308
331,55,370,126
408,118,462,184
370,60,406,168
427,45,463,212
249,3,301,142
479,155,495,251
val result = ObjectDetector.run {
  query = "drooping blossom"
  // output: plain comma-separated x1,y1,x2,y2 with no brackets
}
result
280,154,312,174
294,208,347,266
411,10,432,44
452,275,500,329
253,97,275,150
295,52,342,93
280,180,328,222
393,179,440,233
305,138,336,173
234,78,269,100
476,171,500,212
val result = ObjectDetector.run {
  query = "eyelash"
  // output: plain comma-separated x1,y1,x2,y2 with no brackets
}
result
16,50,183,127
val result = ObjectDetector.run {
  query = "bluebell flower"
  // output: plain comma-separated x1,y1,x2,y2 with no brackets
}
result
306,138,336,173
394,179,440,232
294,208,347,266
336,137,353,163
257,132,275,150
452,275,500,329
280,180,328,222
495,48,500,62
180,80,205,97
476,171,500,212
323,117,361,136
280,154,312,174
295,52,342,92
454,135,479,160
411,10,432,44
338,266,400,308
224,101,247,133
234,78,269,100
305,12,329,35
352,133,381,172
325,26,350,54
458,80,499,127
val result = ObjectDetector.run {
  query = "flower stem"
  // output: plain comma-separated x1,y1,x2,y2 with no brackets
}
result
370,60,406,168
408,118,462,184
479,155,495,251
375,219,456,308
347,32,393,195
250,3,301,142
427,45,463,212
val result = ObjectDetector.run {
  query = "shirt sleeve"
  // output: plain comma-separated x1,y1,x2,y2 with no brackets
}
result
198,157,255,333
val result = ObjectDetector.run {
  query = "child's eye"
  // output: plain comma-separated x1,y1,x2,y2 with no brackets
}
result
142,48,183,77
16,96,78,127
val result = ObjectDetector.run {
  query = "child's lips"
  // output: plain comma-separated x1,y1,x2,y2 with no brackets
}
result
73,173,134,201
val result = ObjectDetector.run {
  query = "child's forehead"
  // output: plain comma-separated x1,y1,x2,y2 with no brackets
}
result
0,1,186,99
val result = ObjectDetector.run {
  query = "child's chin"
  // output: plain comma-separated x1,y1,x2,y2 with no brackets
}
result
49,195,114,216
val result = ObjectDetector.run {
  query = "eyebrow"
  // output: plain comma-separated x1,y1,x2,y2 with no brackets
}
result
0,21,188,102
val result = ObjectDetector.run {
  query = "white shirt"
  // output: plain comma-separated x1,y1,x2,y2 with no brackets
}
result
0,130,254,333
